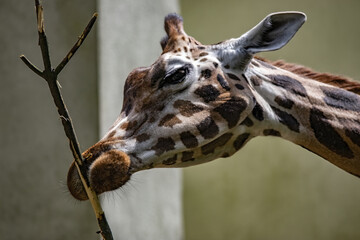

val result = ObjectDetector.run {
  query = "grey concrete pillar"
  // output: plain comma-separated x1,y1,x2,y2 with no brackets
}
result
1,1,182,239
97,1,183,240
0,1,98,239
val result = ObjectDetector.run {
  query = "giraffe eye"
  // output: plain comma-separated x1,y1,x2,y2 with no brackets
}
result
160,65,190,88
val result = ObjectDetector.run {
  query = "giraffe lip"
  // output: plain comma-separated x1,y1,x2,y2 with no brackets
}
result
89,149,131,195
67,146,131,201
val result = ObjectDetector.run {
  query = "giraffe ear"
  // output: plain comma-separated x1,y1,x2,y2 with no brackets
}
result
214,12,306,70
241,12,306,54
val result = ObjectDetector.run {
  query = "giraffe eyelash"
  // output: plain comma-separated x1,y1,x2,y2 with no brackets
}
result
159,64,191,88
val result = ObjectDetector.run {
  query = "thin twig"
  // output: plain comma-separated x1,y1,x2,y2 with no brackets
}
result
20,1,113,240
35,0,52,73
19,55,43,77
55,13,98,75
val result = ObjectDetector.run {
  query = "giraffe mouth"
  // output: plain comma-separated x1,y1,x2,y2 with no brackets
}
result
67,142,131,201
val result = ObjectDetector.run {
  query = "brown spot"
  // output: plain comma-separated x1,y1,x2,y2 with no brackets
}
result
227,73,241,81
345,128,360,147
120,122,129,130
233,133,250,150
240,117,254,127
235,84,244,90
201,133,233,155
199,52,208,57
181,151,195,162
213,62,219,68
201,69,212,79
310,108,354,158
159,114,182,127
197,116,219,139
163,155,177,165
250,76,261,86
107,130,116,139
174,100,204,117
217,74,230,91
263,129,281,136
321,85,360,112
124,103,133,116
136,133,150,142
194,85,220,103
214,97,248,128
180,131,199,148
181,36,186,41
152,137,175,156
200,58,208,62
126,120,138,131
271,106,300,132
252,102,264,121
274,96,294,109
183,46,188,52
269,74,307,97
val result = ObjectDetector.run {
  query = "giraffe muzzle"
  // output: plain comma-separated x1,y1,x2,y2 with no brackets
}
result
67,143,131,201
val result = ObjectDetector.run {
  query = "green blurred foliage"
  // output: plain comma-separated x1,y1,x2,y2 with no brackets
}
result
180,0,360,239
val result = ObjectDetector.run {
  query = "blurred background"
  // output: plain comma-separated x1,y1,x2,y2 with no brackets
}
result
181,0,360,240
1,0,360,240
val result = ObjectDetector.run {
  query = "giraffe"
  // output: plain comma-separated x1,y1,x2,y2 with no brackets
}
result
67,12,360,200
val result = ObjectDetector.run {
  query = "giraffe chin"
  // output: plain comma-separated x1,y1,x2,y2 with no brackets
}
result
67,149,131,201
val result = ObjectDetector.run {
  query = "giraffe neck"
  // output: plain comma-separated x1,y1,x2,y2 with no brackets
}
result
244,59,360,177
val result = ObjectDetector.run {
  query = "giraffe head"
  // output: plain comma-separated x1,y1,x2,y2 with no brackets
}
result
67,12,306,200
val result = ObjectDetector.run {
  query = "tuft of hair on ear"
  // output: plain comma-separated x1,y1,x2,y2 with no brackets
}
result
164,13,184,38
160,35,168,50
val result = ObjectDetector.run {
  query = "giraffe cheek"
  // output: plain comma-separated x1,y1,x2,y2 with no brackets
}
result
89,150,131,195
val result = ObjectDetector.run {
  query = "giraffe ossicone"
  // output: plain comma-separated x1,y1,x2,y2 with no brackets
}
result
67,12,360,201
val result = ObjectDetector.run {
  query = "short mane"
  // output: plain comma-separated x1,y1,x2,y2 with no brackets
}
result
257,57,360,95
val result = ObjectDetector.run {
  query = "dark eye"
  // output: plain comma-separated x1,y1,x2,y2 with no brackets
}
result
159,65,189,88
167,68,187,84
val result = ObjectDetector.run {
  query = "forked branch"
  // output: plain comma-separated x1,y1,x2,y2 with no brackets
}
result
20,1,113,239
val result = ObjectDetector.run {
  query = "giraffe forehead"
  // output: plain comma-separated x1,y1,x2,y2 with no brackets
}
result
162,34,203,53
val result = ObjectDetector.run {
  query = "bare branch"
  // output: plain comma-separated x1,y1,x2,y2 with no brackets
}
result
35,0,52,72
55,13,98,75
20,1,114,239
20,55,43,78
